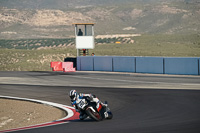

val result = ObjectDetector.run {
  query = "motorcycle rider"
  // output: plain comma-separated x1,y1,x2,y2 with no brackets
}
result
69,90,109,120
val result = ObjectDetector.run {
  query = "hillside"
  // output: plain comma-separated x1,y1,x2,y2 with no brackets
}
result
0,0,200,39
1,34,200,71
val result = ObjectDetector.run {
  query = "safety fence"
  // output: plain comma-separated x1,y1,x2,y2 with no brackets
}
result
77,56,200,75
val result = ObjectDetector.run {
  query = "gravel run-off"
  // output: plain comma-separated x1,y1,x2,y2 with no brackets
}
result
0,98,66,131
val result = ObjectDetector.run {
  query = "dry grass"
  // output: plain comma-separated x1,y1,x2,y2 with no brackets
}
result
91,34,200,57
0,98,65,131
0,48,76,71
0,34,199,71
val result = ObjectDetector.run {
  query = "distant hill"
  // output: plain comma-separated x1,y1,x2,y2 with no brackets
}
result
0,0,199,39
0,0,165,9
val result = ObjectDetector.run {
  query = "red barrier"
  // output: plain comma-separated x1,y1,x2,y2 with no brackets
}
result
62,62,76,72
50,62,63,71
50,62,76,72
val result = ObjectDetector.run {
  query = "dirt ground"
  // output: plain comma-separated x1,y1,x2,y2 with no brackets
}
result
0,98,66,131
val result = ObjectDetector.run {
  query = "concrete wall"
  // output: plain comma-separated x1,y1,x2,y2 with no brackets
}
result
199,58,200,75
77,56,200,75
113,57,135,72
164,57,199,75
77,57,81,71
136,57,164,74
80,57,94,71
94,57,113,71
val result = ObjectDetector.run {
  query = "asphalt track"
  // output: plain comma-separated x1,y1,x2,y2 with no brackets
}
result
0,71,200,133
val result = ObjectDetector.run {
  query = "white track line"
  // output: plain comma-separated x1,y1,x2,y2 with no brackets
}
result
69,75,200,86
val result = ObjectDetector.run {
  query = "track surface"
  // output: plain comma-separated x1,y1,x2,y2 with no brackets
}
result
0,71,200,133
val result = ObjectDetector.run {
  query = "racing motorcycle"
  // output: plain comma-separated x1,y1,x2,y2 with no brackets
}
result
75,98,113,121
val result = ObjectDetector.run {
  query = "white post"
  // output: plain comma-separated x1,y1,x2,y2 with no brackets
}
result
85,25,87,36
92,24,94,36
75,24,77,36
75,25,79,57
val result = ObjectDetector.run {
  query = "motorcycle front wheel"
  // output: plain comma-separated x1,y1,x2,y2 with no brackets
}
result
85,107,102,121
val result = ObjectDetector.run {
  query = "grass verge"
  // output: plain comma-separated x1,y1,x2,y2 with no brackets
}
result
0,34,199,71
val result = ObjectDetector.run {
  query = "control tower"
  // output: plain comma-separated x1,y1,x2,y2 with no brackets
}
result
73,23,95,56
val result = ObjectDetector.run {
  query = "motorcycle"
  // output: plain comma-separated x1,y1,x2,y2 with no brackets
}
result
75,98,113,121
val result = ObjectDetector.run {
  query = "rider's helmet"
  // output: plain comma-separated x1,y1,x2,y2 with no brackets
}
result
69,90,78,101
